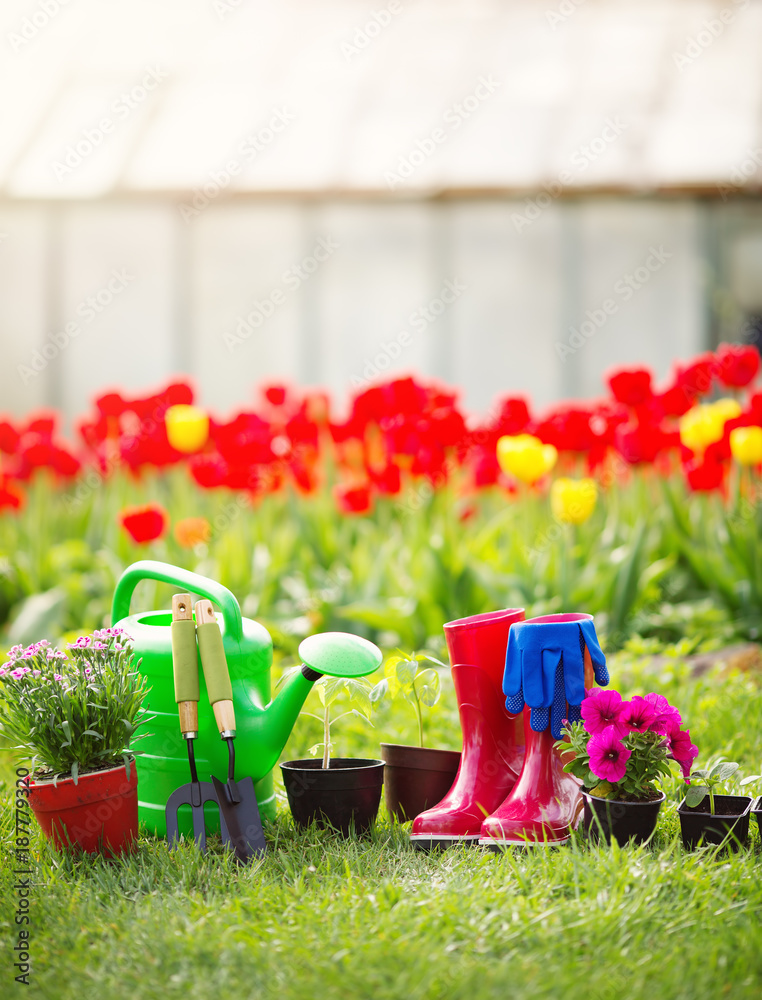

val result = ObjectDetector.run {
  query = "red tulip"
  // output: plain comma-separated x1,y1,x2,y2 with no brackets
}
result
0,481,23,511
607,367,654,407
334,482,373,514
95,392,126,418
370,463,401,495
263,383,287,406
614,420,673,465
164,381,195,406
50,447,81,478
189,454,228,488
24,413,56,439
715,343,760,388
684,453,726,492
493,397,531,436
0,420,20,454
119,503,169,543
674,354,715,401
657,383,695,418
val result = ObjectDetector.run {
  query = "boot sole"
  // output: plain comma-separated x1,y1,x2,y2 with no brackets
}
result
478,836,570,850
410,834,481,851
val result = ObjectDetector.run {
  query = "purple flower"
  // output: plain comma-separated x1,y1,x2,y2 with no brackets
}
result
68,636,91,649
46,649,67,661
643,692,682,735
10,668,26,680
581,689,628,736
0,667,7,677
7,645,23,660
621,695,658,733
32,670,41,677
667,724,699,780
588,726,632,783
91,641,107,650
84,667,92,675
54,673,64,682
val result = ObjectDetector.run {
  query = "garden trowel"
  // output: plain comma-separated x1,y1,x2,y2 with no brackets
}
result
165,593,230,851
195,599,267,863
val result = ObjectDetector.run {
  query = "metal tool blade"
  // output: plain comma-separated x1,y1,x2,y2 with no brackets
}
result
211,774,267,863
165,781,230,851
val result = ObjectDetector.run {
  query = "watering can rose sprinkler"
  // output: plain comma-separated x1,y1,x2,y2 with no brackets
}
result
111,561,381,838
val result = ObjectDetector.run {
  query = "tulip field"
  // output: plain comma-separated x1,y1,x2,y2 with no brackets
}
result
0,345,761,652
2,345,762,1000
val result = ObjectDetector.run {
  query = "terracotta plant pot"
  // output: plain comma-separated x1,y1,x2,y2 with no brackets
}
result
583,791,665,846
380,744,461,822
280,758,384,835
27,759,138,857
678,793,752,850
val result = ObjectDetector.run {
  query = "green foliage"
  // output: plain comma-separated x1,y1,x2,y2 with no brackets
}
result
685,759,761,813
0,632,150,780
559,721,675,802
303,675,375,768
370,650,444,747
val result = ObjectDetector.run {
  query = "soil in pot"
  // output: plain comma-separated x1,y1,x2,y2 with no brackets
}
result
27,759,138,857
380,744,461,822
583,791,665,846
280,758,384,835
678,794,752,850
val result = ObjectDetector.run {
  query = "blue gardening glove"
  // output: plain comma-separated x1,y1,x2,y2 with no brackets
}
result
503,618,608,738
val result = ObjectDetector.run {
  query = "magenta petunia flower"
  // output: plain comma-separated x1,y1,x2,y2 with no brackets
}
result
643,692,682,734
588,726,632,783
621,695,658,733
581,689,628,735
667,723,699,779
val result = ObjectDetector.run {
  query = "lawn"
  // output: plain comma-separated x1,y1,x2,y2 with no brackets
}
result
2,646,762,1000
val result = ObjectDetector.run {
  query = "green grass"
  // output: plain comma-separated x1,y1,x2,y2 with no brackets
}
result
2,652,762,1000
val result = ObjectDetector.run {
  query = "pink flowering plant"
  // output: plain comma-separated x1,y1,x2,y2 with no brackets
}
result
0,629,150,783
556,688,698,802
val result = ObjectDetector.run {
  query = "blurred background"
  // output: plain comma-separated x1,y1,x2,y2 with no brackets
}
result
1,0,761,423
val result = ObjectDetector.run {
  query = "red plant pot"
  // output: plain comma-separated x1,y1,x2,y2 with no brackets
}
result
27,760,138,857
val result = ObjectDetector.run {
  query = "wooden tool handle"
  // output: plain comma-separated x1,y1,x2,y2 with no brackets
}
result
172,593,199,735
195,599,236,735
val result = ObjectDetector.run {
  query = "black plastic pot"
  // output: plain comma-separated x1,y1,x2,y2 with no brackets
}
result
677,794,752,850
280,758,384,835
380,744,461,822
583,791,665,846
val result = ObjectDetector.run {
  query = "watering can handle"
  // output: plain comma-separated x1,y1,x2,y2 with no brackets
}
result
111,560,243,641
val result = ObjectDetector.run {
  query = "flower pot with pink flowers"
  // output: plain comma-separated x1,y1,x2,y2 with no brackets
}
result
557,689,697,846
0,630,150,857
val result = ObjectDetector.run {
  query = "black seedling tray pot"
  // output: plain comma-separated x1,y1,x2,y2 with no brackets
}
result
677,794,752,850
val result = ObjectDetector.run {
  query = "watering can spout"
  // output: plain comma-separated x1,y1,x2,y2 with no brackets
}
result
251,666,317,780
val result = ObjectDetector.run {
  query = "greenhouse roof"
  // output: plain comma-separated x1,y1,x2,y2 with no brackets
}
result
2,0,761,199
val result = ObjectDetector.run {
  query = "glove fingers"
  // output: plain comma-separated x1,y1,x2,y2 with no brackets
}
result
562,632,586,707
580,620,608,686
505,685,525,715
550,659,567,739
503,632,523,698
531,706,549,732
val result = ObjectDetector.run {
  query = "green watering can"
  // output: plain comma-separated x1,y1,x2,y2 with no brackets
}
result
111,560,381,837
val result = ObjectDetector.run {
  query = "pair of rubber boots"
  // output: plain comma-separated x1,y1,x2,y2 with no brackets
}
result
410,609,594,849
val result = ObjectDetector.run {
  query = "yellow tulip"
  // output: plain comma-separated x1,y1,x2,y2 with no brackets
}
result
497,434,557,485
165,404,209,453
679,398,742,454
551,477,597,525
730,426,762,466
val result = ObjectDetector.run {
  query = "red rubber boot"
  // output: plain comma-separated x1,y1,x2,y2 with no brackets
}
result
410,608,525,848
479,613,598,848
478,723,583,847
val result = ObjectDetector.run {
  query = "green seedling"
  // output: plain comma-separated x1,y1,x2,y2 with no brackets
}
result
302,676,374,769
371,651,443,747
685,759,762,812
